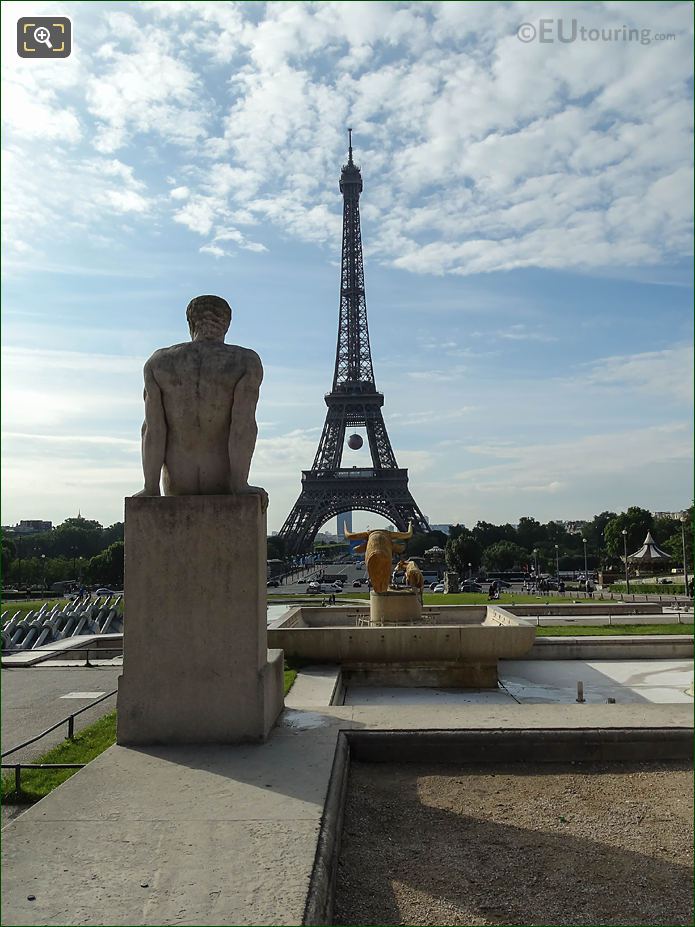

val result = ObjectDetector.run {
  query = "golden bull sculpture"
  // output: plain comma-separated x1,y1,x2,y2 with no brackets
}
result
344,522,413,593
396,558,425,596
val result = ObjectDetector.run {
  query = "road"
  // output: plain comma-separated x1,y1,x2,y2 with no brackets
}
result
1,666,122,764
271,561,368,595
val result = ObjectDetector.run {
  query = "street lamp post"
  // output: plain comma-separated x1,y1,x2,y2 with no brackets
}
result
468,562,472,579
622,529,630,594
582,538,588,582
532,548,538,576
41,553,47,590
554,544,559,580
681,515,690,599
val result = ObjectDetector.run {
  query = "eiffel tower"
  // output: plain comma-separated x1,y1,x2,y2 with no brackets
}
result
279,131,429,554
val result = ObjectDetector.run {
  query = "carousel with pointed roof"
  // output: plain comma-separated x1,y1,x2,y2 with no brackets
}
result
626,531,672,577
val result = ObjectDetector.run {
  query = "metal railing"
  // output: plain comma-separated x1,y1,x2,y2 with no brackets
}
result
1,689,117,792
2,645,123,661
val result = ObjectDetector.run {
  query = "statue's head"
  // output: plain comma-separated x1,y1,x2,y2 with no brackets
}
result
186,295,232,342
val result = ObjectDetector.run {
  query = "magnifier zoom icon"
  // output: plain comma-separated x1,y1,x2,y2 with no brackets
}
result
34,26,53,48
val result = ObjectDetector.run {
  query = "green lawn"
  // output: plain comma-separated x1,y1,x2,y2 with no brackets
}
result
346,591,601,605
536,623,692,637
610,583,687,595
2,670,299,805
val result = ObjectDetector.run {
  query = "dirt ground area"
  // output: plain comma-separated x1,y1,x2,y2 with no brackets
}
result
334,760,693,926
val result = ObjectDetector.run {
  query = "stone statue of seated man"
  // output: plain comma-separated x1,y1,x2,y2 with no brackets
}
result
134,294,267,509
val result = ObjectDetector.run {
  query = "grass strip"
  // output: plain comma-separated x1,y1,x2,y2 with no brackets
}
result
2,709,118,804
535,623,692,637
2,669,299,805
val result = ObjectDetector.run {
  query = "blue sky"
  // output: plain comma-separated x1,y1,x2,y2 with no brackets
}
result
2,0,693,534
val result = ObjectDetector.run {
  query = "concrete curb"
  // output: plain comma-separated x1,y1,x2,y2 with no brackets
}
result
303,732,349,926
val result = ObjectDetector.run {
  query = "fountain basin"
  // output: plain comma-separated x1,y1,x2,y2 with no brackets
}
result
268,604,535,688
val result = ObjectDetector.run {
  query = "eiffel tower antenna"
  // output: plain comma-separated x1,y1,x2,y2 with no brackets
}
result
279,135,428,554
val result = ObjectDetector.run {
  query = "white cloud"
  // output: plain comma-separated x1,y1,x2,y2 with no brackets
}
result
85,15,209,153
581,344,694,404
497,324,557,343
460,424,692,492
3,1,691,275
199,243,226,258
2,146,152,262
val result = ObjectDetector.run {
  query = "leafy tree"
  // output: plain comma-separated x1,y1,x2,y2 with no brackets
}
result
543,521,571,546
267,536,286,560
661,506,693,571
470,521,516,548
603,507,654,559
2,535,16,577
87,542,124,587
445,533,482,575
102,522,124,546
447,524,468,541
482,541,529,572
515,516,547,551
406,530,448,557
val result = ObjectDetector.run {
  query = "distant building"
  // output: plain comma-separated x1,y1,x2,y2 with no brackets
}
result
653,511,686,520
6,520,53,536
336,511,353,537
557,520,587,535
315,531,339,544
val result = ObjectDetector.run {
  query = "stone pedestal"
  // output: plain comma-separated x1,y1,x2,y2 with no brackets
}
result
370,589,422,626
117,494,284,745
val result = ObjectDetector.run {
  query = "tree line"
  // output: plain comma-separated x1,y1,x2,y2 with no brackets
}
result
439,507,692,575
268,505,692,576
3,505,690,590
2,516,124,588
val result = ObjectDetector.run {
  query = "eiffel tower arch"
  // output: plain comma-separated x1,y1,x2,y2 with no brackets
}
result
279,132,429,554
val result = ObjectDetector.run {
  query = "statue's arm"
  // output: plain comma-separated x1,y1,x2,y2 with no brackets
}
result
134,360,165,497
228,351,263,495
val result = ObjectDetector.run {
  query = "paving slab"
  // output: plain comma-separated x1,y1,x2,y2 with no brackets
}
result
2,697,692,926
345,703,693,730
1,710,356,926
285,665,340,708
1,666,121,760
3,818,320,927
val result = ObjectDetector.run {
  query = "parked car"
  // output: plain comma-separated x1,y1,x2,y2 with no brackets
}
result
352,580,362,587
433,583,445,593
95,587,117,596
266,579,280,587
459,582,483,593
